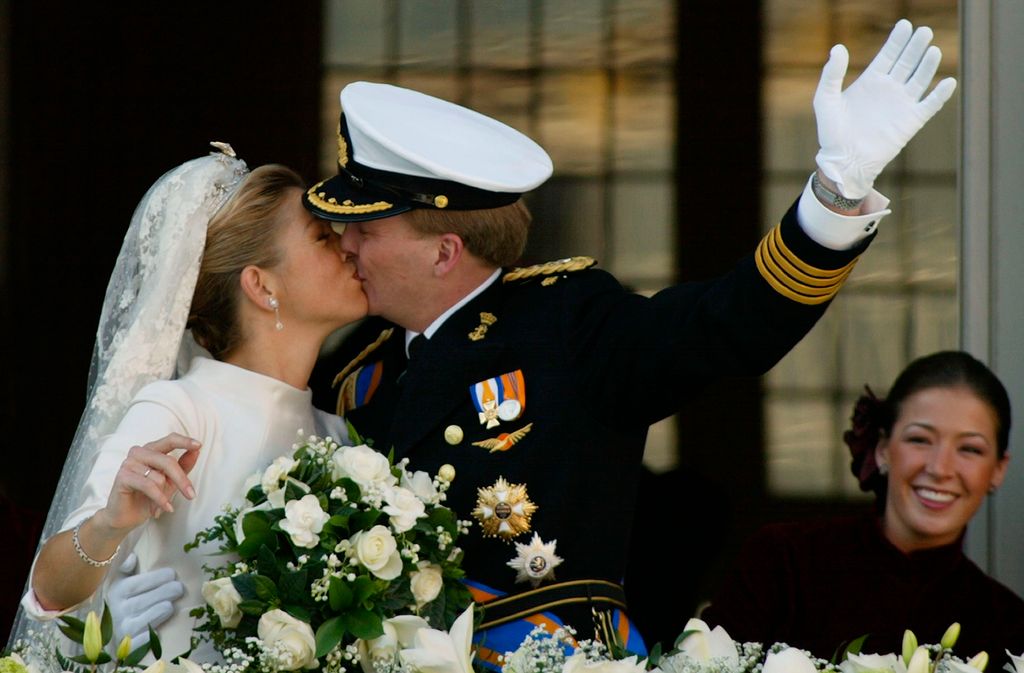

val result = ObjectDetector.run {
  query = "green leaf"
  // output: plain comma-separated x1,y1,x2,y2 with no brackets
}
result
123,640,152,667
232,574,259,600
344,609,384,641
149,625,162,660
253,574,279,602
280,569,309,604
315,616,346,658
285,479,311,503
257,545,282,581
350,575,378,606
672,629,698,651
345,420,364,445
647,643,663,667
283,604,312,623
245,485,267,505
238,599,266,616
329,576,354,611
238,512,278,557
350,508,381,532
836,634,869,663
100,602,113,645
57,621,84,643
58,615,86,637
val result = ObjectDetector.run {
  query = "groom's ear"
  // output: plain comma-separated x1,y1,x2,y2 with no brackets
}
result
433,233,465,277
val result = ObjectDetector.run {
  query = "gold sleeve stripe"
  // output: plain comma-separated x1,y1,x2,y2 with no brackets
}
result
332,328,394,388
755,225,860,305
306,180,393,215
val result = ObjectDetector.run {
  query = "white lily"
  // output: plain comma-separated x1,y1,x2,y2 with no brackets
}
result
1005,650,1024,673
399,605,475,673
763,648,818,673
840,652,902,673
359,616,430,673
675,618,739,667
906,647,930,673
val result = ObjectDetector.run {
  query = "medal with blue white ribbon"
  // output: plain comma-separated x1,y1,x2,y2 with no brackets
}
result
470,370,526,428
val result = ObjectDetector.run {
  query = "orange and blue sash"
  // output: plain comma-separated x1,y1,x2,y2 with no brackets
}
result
465,579,646,671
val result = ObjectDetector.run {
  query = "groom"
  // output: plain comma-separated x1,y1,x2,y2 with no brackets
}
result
111,19,956,656
299,19,955,659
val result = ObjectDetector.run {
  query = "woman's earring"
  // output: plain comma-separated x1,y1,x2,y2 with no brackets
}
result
878,462,889,476
989,485,998,495
268,296,284,331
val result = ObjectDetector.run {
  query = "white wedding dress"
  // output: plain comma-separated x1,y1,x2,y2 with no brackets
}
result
21,356,348,659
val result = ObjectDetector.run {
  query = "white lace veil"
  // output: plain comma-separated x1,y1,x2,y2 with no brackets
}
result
9,144,249,655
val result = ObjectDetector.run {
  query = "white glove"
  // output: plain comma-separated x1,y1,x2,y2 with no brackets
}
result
814,19,957,199
106,552,185,646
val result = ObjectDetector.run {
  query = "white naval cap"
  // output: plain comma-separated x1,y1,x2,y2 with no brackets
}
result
304,82,553,223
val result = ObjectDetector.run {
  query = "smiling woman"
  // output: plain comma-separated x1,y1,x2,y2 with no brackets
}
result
701,351,1024,667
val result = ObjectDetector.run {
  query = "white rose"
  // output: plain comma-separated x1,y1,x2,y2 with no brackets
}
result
201,577,243,628
258,609,318,671
357,616,429,673
280,494,330,549
262,456,298,495
562,654,651,673
331,445,396,492
383,486,427,533
762,648,818,673
674,618,739,666
401,471,438,502
410,561,444,607
351,525,403,580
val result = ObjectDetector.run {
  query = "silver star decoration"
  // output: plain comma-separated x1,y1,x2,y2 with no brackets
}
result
507,532,563,586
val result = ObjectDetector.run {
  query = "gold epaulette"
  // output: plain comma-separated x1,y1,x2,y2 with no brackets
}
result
502,256,597,284
332,328,394,388
755,224,860,305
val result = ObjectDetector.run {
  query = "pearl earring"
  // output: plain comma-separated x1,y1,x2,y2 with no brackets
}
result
268,296,284,331
878,462,889,476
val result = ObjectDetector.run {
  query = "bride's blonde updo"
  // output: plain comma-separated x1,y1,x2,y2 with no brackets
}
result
188,164,303,359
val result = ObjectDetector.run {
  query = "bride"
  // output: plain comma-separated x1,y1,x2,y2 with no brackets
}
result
11,144,367,661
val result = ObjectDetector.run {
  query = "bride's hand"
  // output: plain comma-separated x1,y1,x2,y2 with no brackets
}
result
99,433,202,532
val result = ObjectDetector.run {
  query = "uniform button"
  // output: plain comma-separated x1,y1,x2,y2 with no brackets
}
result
444,425,464,445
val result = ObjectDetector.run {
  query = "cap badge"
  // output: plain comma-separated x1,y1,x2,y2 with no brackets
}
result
472,423,533,453
507,533,563,586
473,477,537,539
434,195,449,208
470,370,525,428
468,312,497,341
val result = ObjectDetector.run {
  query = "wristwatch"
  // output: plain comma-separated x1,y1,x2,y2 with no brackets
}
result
812,172,864,211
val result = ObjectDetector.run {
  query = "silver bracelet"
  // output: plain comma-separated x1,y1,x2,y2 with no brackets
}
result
812,171,865,211
72,518,120,568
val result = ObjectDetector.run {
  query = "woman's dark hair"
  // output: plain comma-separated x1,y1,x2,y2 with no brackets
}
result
844,350,1011,504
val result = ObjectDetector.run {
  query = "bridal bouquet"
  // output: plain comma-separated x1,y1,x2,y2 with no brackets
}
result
494,618,1007,673
186,431,473,673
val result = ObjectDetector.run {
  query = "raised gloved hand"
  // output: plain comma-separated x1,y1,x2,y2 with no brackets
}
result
106,552,185,646
814,19,957,199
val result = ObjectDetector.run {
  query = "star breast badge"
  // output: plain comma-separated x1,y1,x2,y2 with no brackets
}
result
473,477,538,539
507,532,563,586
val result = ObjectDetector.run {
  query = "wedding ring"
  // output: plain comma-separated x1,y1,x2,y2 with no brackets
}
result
143,468,152,478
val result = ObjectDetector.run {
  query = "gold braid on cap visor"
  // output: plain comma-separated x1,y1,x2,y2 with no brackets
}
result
755,224,859,305
305,179,394,215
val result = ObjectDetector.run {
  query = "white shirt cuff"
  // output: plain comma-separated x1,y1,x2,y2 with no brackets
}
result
796,173,892,251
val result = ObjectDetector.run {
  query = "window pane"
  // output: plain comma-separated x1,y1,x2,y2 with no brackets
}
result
538,72,608,175
766,397,835,496
467,71,535,141
612,0,675,67
609,178,673,284
541,0,604,67
763,74,818,173
839,293,909,392
324,0,387,67
524,177,606,263
613,72,673,171
399,0,457,66
765,0,830,68
470,3,531,69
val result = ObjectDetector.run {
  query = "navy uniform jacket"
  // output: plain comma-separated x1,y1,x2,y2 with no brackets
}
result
316,199,870,635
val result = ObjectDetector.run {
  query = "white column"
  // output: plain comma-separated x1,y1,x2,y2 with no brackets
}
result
960,0,1024,594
